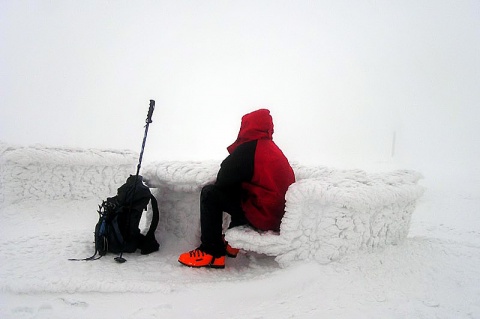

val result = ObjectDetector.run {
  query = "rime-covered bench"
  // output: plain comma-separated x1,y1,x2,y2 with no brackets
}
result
0,143,425,267
142,161,424,267
0,143,137,205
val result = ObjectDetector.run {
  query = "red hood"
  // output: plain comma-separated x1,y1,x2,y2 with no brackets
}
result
227,109,274,154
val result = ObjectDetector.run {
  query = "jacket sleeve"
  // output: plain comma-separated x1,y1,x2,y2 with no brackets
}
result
215,140,256,189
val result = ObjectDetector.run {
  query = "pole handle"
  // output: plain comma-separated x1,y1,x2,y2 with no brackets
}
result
147,100,155,123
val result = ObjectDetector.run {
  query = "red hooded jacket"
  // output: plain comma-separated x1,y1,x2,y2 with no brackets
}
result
226,109,295,231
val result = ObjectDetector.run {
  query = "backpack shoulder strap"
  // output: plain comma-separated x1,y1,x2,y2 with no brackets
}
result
139,194,160,255
146,194,159,238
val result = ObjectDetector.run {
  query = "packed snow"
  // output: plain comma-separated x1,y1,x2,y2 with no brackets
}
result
1,142,479,319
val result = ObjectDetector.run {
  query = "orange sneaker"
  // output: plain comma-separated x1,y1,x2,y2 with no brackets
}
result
223,235,240,258
178,249,225,269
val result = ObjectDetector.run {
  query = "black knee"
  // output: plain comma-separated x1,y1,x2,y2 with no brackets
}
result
201,184,217,203
201,184,215,196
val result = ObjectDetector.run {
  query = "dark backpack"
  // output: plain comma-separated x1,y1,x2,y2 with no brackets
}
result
72,175,159,262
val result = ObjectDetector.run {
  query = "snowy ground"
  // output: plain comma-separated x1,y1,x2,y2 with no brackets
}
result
1,150,479,318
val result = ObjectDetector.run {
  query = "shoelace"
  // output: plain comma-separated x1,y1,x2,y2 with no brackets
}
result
189,249,207,258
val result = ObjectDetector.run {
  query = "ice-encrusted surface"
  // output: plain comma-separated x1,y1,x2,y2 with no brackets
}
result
226,170,424,266
0,143,424,267
143,160,424,266
0,142,137,205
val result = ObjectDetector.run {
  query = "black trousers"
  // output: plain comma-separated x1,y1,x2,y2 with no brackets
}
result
200,184,249,257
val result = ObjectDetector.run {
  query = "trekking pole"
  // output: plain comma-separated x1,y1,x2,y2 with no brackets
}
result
115,99,155,263
136,99,155,178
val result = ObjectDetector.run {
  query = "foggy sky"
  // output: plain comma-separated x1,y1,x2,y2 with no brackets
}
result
1,0,479,182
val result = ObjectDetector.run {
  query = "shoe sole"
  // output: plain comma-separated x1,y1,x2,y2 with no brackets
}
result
178,259,225,269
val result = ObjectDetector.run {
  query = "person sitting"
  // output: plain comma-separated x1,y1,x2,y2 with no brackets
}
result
178,109,295,268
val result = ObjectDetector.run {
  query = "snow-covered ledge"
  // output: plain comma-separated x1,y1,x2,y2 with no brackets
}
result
142,161,424,267
0,143,424,267
0,142,137,205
